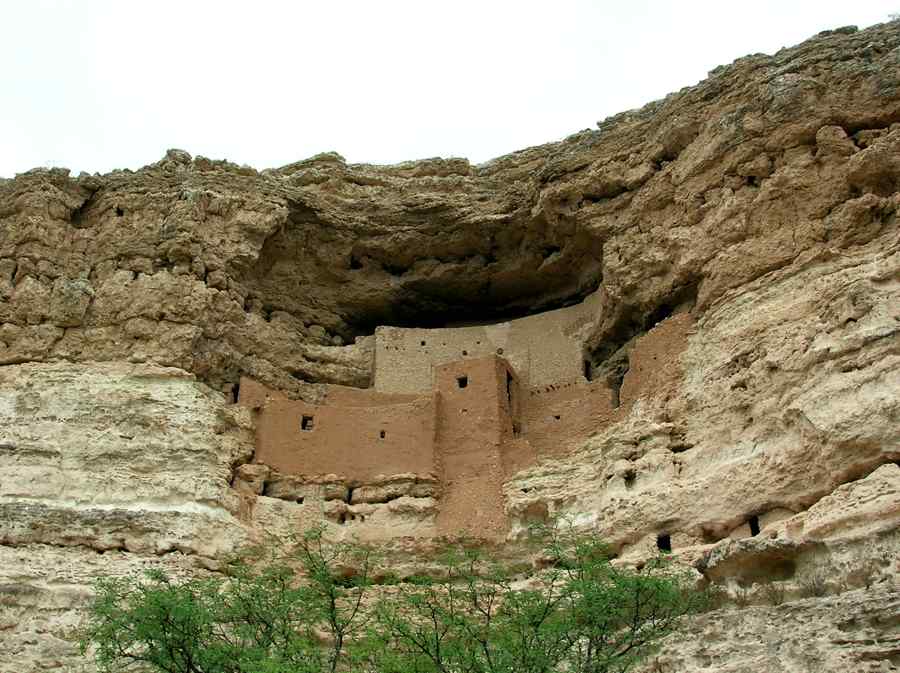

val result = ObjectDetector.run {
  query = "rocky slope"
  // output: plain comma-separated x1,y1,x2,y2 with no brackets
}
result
1,20,899,673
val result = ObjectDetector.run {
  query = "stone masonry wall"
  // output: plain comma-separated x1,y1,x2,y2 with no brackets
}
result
373,290,601,393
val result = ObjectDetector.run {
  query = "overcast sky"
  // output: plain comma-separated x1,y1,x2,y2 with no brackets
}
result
0,0,895,177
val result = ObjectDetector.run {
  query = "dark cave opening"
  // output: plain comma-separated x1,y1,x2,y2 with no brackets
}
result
749,514,760,537
341,283,601,339
656,533,672,553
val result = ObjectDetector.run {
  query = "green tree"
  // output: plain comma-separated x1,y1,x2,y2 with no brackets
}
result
360,527,701,673
78,525,373,673
78,524,701,673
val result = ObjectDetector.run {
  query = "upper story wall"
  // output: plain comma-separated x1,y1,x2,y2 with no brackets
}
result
374,290,601,394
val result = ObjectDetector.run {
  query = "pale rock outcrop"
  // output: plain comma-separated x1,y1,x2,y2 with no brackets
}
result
0,362,254,558
0,545,208,673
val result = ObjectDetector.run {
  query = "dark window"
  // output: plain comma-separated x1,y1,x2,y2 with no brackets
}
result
420,340,426,346
749,515,760,537
457,376,468,389
115,207,124,217
584,360,592,381
656,533,672,552
506,371,513,404
553,414,561,421
379,430,386,439
462,350,468,356
301,415,314,431
231,382,240,405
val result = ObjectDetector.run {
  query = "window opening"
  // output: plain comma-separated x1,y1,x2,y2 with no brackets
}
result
301,415,314,431
584,359,592,381
457,376,468,389
379,430,386,440
656,533,672,552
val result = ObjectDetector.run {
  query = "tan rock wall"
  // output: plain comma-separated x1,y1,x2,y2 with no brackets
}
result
0,362,254,559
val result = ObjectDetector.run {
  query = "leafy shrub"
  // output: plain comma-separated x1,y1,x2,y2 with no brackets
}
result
78,524,704,673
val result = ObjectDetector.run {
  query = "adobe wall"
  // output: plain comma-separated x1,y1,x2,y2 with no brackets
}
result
433,356,512,538
619,313,693,405
503,380,619,477
246,385,436,482
238,376,286,410
373,290,601,394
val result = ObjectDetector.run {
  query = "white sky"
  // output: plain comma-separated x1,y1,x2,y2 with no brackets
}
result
0,0,895,177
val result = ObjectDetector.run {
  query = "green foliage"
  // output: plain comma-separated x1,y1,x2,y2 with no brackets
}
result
78,524,702,673
360,528,702,673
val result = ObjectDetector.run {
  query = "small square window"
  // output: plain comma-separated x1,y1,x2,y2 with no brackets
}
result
457,376,468,389
301,415,314,431
379,430,386,439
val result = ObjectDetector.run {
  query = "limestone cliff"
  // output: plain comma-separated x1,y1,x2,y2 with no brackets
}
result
1,21,899,673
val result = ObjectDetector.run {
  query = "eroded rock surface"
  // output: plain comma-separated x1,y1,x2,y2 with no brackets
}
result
1,20,899,673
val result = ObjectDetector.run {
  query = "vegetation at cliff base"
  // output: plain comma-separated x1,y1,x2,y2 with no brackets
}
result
78,526,703,673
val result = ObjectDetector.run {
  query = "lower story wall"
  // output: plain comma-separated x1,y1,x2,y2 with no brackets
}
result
252,394,437,482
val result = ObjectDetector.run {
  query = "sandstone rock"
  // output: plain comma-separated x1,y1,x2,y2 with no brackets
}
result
233,463,270,495
0,362,253,559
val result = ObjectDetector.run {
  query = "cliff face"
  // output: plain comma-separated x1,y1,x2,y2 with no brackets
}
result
1,21,899,673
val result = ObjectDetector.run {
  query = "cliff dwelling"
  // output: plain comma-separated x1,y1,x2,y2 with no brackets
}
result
238,290,693,537
3,18,900,673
